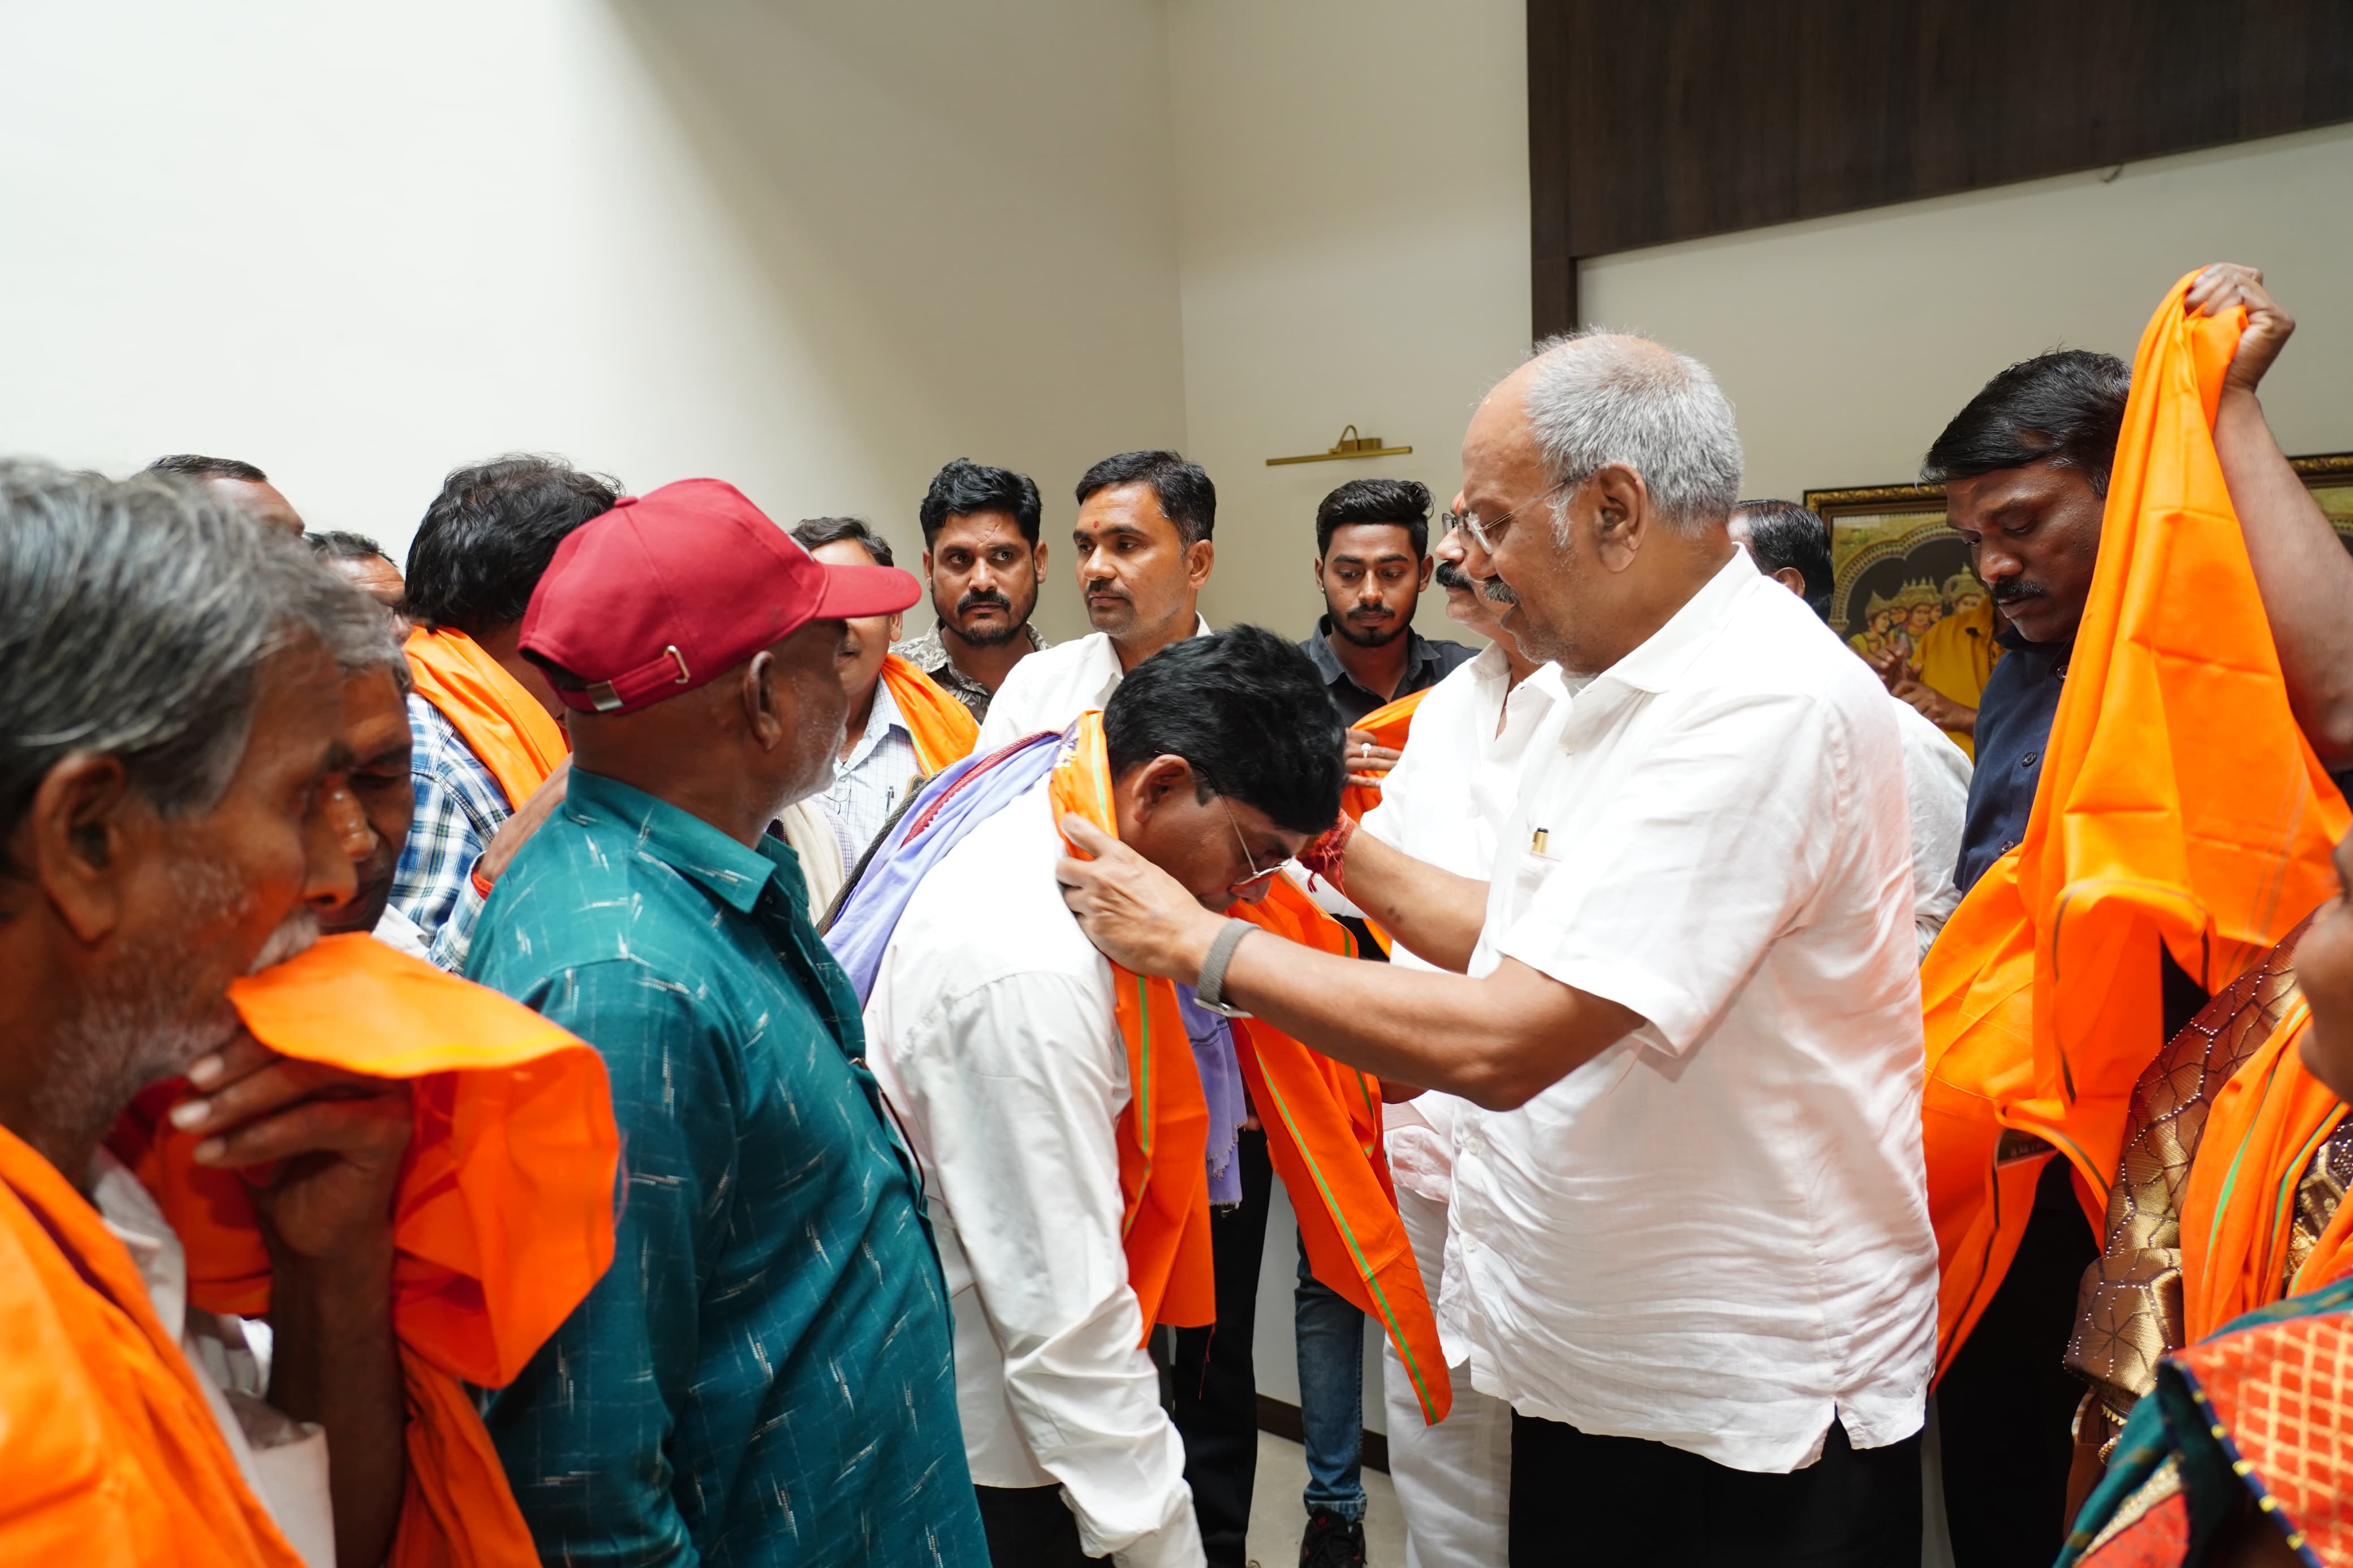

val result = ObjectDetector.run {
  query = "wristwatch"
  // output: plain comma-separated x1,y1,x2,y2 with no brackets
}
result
1194,918,1257,1020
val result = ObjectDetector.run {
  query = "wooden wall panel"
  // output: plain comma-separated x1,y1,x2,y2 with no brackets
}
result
1528,0,2353,336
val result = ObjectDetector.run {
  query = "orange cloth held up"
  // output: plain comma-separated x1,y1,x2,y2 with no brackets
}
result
1917,270,2350,1378
405,627,570,811
0,1122,304,1567
2179,1001,2353,1340
880,653,981,776
108,934,620,1567
1341,687,1429,823
1049,715,1450,1423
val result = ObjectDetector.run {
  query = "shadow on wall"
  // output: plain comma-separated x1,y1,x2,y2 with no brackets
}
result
601,0,1190,633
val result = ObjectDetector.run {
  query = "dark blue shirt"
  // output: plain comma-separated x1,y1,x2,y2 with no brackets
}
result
1954,627,2070,895
469,768,985,1567
1299,617,1479,725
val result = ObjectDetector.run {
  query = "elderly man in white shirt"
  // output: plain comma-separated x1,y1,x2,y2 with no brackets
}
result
1057,331,1937,1567
1356,516,1566,1566
975,448,1215,750
1727,499,1971,956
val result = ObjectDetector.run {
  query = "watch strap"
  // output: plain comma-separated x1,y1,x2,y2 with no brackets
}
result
1196,918,1257,1018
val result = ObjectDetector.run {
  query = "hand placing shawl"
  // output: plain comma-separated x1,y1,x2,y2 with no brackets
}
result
1341,687,1429,823
1920,270,2350,1376
404,627,568,811
107,934,620,1568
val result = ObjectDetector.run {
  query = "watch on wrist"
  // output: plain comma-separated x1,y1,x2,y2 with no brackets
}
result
1194,917,1257,1020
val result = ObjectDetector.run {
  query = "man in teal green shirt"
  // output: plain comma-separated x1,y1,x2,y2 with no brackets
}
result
468,478,986,1566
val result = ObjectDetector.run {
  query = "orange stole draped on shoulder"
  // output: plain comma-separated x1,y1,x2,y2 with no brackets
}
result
1049,715,1451,1423
880,653,981,775
107,935,621,1567
0,1125,305,1567
404,627,569,811
1341,688,1429,823
1917,271,2349,1379
2180,1001,2353,1341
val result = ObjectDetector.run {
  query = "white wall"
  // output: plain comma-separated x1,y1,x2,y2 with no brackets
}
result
1581,123,2353,502
0,0,1188,641
1166,0,1530,646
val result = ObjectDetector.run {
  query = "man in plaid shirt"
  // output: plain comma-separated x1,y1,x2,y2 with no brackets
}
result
389,455,620,969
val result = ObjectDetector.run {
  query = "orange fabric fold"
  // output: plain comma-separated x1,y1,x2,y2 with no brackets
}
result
1049,716,1450,1422
0,1123,304,1567
880,653,980,776
107,934,620,1566
2179,1002,2350,1340
1341,687,1429,823
405,627,569,811
1918,270,2349,1377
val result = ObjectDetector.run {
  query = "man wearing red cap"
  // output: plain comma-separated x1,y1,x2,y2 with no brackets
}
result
465,480,988,1566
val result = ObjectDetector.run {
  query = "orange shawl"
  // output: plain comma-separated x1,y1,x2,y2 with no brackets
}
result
1050,715,1451,1422
107,935,620,1567
2180,1001,2353,1340
0,1124,305,1566
880,653,980,776
1918,271,2349,1376
405,628,569,811
1341,687,1429,823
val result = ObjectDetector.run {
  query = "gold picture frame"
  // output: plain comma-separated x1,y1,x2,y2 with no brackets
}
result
1805,452,2353,656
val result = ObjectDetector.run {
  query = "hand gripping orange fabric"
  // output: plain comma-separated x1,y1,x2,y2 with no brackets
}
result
1918,270,2349,1378
1049,715,1451,1422
404,627,570,811
880,653,981,775
106,934,621,1567
1341,687,1429,823
0,1124,306,1567
2179,1000,2353,1340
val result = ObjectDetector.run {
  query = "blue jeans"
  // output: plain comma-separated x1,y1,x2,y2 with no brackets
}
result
1294,1226,1367,1521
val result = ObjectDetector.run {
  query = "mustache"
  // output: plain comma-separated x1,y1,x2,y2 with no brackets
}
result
956,590,1011,615
1988,580,2044,604
1085,584,1128,600
247,908,321,974
1434,560,1473,591
1480,576,1520,606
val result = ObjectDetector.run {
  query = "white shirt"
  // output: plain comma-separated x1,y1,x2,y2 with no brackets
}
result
975,615,1213,750
1892,696,1970,957
864,777,1203,1568
825,674,923,854
1358,645,1572,1210
373,902,431,960
1450,550,1937,1474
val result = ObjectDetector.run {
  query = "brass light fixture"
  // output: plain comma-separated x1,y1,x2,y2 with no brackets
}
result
1265,424,1413,466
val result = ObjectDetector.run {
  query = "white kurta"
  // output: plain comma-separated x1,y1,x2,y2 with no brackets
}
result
974,615,1213,750
1453,550,1937,1474
863,778,1204,1567
1355,641,1569,1565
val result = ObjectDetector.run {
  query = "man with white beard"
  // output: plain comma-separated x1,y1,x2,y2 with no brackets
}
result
0,463,415,1565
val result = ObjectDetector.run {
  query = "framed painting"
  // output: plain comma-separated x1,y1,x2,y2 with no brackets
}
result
1805,451,2353,662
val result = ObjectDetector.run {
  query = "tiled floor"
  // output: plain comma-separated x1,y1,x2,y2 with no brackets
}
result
1247,1431,1410,1566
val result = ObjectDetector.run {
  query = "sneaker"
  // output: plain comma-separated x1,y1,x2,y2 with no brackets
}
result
1299,1507,1365,1568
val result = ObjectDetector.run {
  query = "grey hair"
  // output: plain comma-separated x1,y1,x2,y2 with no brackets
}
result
0,461,378,866
1522,329,1744,537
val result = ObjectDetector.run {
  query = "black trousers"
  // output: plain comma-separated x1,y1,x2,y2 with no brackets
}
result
1508,1414,1922,1567
1935,1154,2101,1567
1166,1127,1273,1568
975,1484,1105,1566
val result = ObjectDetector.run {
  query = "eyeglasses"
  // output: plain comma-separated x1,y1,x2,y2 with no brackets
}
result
1214,791,1283,897
1442,475,1578,554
